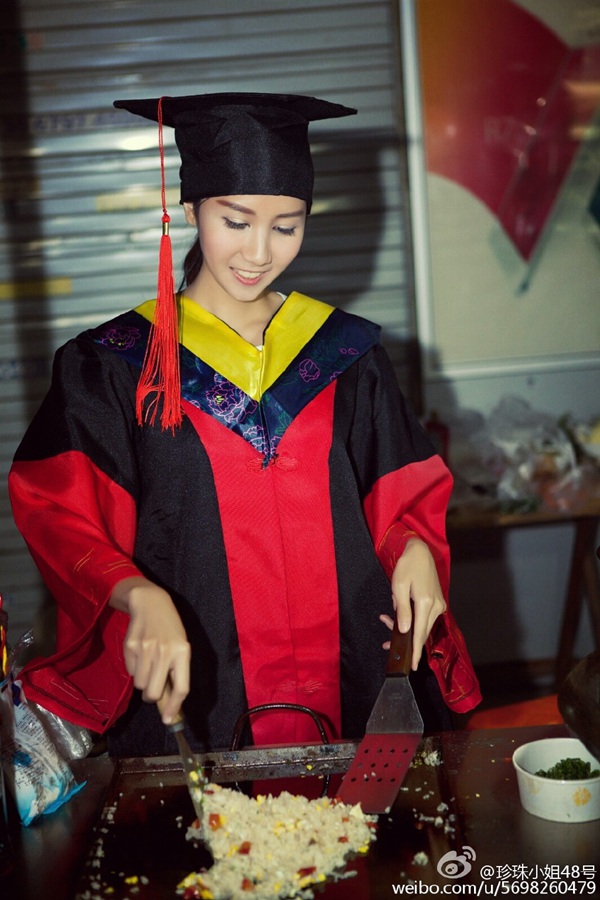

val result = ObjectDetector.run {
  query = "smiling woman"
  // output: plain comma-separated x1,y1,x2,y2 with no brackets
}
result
8,92,481,758
184,195,307,344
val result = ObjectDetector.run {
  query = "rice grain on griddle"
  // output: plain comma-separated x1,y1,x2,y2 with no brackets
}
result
178,784,377,899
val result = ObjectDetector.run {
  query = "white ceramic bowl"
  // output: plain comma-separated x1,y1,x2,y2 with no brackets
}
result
513,738,600,822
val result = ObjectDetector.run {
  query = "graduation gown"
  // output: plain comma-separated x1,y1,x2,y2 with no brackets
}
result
9,292,481,754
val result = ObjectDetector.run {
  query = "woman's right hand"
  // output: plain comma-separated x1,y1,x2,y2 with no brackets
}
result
109,576,191,724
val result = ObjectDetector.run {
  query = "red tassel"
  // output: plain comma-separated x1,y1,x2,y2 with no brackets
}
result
135,97,182,430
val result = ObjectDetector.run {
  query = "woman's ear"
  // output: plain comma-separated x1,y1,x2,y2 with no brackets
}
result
183,202,197,226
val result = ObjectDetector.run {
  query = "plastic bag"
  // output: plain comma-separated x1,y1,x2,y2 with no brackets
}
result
0,620,86,825
0,680,86,825
8,629,94,762
27,699,94,762
450,396,578,510
488,396,575,479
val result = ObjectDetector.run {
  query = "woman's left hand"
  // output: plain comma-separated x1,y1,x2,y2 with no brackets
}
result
379,537,446,671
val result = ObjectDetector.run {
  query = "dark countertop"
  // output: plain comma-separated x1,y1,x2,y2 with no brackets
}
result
3,724,599,898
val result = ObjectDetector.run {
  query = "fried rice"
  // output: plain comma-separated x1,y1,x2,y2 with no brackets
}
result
177,783,377,899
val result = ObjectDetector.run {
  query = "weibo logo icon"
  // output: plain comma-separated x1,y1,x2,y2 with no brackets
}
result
437,846,476,878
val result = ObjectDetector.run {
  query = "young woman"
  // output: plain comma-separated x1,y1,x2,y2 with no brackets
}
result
9,93,481,756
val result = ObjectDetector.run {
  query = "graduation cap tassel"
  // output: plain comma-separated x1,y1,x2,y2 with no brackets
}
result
135,96,182,430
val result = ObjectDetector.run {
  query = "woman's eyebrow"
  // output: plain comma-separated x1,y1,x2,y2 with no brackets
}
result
217,199,255,214
216,199,304,218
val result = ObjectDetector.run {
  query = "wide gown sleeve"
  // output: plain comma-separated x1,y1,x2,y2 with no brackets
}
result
8,338,144,731
351,345,481,713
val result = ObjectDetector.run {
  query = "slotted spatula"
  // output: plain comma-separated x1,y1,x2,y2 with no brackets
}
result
337,618,423,813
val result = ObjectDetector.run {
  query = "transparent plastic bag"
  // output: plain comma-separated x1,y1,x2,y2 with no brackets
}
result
473,396,577,508
0,623,86,825
487,396,576,486
0,679,86,825
7,628,93,761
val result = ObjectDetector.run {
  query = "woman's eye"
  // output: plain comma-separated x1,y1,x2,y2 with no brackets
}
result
224,218,247,230
275,226,297,236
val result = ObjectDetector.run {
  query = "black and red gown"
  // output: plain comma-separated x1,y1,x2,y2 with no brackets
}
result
9,291,480,754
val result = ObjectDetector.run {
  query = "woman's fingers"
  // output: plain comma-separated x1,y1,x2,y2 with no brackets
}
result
394,588,413,633
154,649,191,725
159,645,191,724
114,577,191,724
389,539,448,670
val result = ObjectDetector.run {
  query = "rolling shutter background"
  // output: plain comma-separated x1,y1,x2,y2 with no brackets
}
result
0,0,417,647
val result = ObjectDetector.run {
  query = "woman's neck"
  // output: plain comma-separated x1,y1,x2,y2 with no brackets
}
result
183,281,284,346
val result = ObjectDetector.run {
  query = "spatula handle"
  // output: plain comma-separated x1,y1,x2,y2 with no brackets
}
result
386,617,412,676
157,680,185,732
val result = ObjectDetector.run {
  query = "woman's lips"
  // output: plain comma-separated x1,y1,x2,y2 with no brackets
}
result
232,268,267,286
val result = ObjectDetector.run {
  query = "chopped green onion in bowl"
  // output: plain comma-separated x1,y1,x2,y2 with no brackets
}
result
535,757,600,780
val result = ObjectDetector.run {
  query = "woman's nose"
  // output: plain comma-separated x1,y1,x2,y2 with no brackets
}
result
243,229,271,266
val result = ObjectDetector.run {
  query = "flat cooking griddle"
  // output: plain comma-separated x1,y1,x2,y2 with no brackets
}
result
74,738,461,899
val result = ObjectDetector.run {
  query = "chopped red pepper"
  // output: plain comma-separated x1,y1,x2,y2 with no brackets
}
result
182,886,203,899
241,877,254,891
238,841,252,855
208,813,223,831
338,835,349,843
297,867,317,878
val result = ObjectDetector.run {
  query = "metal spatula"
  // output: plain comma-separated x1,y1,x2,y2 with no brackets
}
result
337,619,423,814
157,690,205,824
167,714,206,823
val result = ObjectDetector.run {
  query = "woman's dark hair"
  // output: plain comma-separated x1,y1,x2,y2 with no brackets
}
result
179,199,203,290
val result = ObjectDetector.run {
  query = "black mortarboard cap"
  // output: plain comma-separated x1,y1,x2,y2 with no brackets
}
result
113,92,356,211
111,93,356,432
